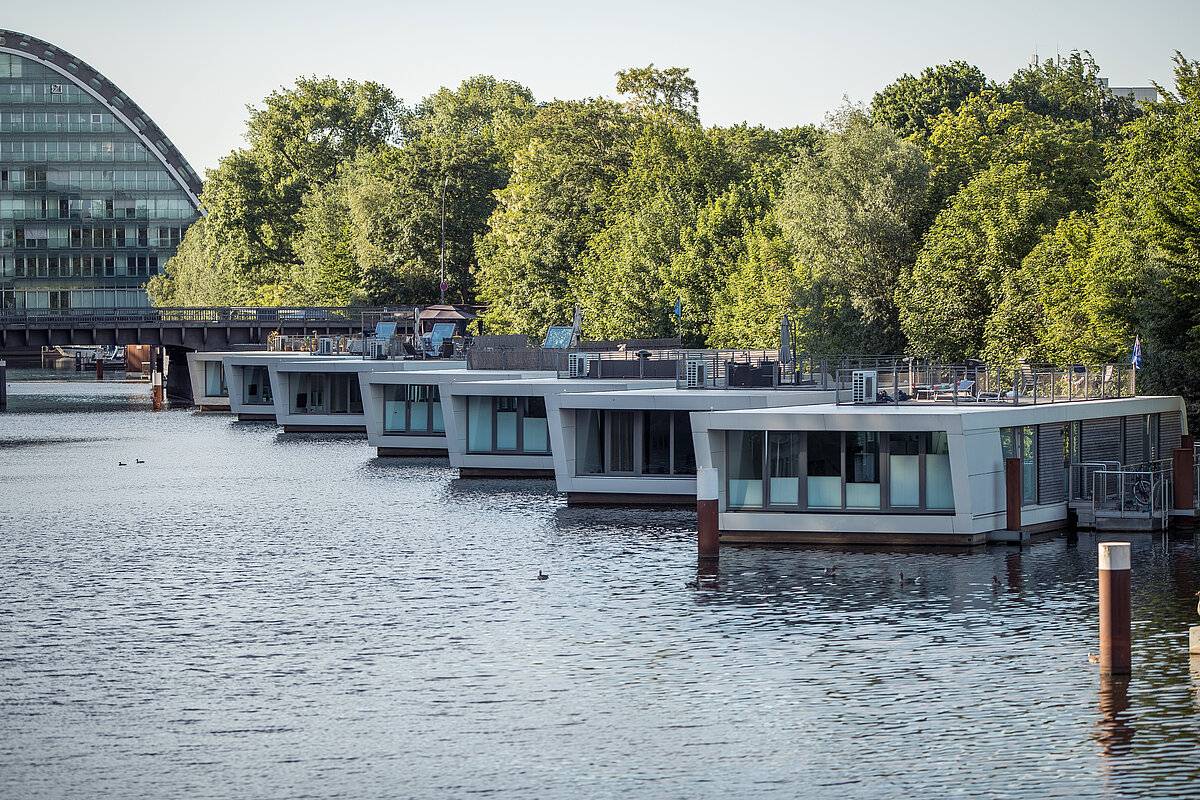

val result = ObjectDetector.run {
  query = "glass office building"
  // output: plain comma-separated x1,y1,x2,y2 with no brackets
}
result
0,30,202,310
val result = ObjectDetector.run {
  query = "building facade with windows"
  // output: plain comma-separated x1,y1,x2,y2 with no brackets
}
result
0,29,202,311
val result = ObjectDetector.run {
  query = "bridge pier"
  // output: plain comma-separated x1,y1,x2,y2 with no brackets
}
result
165,346,194,406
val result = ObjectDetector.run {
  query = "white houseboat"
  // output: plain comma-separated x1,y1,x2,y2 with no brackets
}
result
690,393,1188,546
360,368,528,456
443,375,677,477
186,350,235,412
548,386,838,505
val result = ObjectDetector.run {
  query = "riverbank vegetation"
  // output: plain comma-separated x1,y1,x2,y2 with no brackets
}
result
148,53,1200,415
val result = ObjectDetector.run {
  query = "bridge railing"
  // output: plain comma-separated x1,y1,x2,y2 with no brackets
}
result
0,307,413,325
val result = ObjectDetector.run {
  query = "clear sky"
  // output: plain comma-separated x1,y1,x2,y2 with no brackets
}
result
6,0,1198,175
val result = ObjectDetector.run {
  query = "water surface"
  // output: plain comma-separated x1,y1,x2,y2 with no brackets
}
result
1,379,1198,799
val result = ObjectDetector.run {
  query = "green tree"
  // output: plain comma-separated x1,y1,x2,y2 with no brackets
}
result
475,99,635,338
775,106,929,353
900,162,1064,361
871,61,988,140
1003,51,1142,139
615,64,699,122
156,76,402,304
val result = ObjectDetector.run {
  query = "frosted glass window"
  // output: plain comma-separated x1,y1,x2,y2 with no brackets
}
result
495,397,518,450
383,385,407,432
846,432,880,509
728,430,763,508
409,385,430,431
888,433,920,508
807,431,842,509
431,390,444,433
576,410,604,474
522,397,549,452
467,396,492,452
926,432,954,511
767,432,800,506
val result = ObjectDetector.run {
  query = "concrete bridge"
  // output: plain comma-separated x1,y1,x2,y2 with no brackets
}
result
0,306,410,352
0,306,418,404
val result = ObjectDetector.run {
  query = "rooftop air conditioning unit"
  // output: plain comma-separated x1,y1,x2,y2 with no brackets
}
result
317,337,335,356
568,353,590,378
685,359,708,388
852,370,877,403
367,339,388,360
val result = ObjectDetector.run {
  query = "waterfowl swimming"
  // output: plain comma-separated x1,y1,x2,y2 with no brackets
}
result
1088,653,1100,664
537,570,549,581
135,459,144,464
117,461,126,466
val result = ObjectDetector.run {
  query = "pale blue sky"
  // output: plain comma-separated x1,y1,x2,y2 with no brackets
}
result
6,0,1197,174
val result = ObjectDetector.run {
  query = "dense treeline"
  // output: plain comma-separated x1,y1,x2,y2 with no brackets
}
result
149,54,1200,419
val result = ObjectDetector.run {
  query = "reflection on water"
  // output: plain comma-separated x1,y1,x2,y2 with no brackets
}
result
1094,675,1135,757
0,381,1198,799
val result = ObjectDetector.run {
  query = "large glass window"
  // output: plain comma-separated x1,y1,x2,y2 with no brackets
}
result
467,395,551,454
243,366,272,405
384,384,443,434
291,373,324,414
728,430,763,508
467,396,493,451
673,412,697,475
767,432,801,506
726,429,954,514
608,411,635,473
888,433,920,508
926,432,955,510
643,410,672,475
846,432,880,509
1000,427,1036,506
572,410,697,477
577,410,605,474
522,397,549,453
204,360,227,397
807,432,842,509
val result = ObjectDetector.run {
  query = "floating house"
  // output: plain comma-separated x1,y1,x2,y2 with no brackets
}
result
185,350,234,412
547,386,838,505
222,352,296,422
443,375,676,477
360,368,527,456
690,394,1188,545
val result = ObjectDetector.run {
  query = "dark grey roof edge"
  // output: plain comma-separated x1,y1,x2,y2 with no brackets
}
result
0,28,204,206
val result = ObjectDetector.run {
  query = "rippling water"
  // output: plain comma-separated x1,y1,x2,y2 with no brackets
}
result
1,378,1198,799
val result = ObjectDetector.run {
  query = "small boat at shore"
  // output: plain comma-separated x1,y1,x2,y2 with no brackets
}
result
50,345,125,368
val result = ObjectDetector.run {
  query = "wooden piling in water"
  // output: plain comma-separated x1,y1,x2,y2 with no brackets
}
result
697,467,719,560
1174,445,1195,531
1098,542,1132,676
0,359,7,411
152,371,163,411
95,357,104,380
1005,457,1022,532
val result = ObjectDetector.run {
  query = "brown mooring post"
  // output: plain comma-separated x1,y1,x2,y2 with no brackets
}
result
0,359,7,411
697,467,719,559
1098,542,1132,676
1005,457,1022,532
95,356,104,380
1174,444,1195,531
151,371,163,411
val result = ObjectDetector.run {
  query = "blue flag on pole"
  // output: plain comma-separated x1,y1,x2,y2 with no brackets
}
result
1131,335,1142,369
673,298,682,319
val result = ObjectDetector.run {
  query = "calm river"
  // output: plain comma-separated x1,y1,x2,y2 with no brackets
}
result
1,375,1198,799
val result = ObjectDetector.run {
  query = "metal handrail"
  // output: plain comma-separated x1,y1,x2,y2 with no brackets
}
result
1092,465,1172,526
